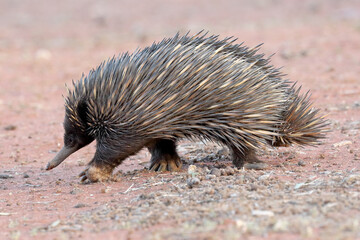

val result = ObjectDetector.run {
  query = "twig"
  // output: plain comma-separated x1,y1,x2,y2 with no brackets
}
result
123,183,134,194
0,212,11,216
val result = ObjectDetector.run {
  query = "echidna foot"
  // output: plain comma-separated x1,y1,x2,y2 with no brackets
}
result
149,155,182,172
242,153,268,170
244,162,268,170
79,164,114,183
231,147,267,170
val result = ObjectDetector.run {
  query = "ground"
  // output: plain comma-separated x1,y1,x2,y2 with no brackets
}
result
0,0,359,239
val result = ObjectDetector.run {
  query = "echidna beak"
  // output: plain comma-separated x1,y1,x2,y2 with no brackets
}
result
46,146,77,170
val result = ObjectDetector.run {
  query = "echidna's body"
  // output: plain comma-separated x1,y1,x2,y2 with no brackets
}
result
46,32,327,182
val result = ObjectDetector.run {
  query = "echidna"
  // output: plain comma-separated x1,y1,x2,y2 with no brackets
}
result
46,32,328,182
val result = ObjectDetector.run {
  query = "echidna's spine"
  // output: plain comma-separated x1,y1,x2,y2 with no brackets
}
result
64,32,327,152
273,84,328,146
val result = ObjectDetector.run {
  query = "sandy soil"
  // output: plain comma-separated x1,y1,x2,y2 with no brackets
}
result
0,0,359,239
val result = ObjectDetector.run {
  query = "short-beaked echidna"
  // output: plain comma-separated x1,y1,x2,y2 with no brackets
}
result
46,32,328,182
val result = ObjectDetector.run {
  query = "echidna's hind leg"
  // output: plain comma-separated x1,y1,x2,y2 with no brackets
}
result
147,139,182,172
231,147,266,169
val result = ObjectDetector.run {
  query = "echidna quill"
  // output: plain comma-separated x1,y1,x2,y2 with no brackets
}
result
46,32,328,182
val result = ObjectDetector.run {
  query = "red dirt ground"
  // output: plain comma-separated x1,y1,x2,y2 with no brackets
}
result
0,0,359,239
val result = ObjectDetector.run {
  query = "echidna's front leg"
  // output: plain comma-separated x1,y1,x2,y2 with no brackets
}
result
79,141,120,182
231,147,267,169
147,139,182,172
79,162,114,183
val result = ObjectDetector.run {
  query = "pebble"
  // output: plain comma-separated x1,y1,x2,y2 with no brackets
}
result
203,166,211,174
258,173,271,181
74,203,87,208
187,177,200,188
225,166,235,175
210,168,221,177
244,163,268,170
252,210,274,217
273,219,289,232
4,125,16,131
249,183,257,191
344,174,360,184
205,174,217,180
188,165,197,176
70,188,82,195
332,140,352,148
101,187,111,193
205,188,215,195
0,174,13,179
298,160,306,166
50,219,61,228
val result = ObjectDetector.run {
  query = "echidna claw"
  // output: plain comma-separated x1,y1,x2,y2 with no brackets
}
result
149,157,182,172
79,169,87,177
78,165,113,183
80,175,89,183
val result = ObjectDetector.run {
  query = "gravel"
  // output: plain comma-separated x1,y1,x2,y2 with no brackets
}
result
52,144,360,239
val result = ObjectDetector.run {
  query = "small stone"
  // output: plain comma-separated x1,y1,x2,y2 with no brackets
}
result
4,125,16,131
210,168,221,177
23,173,30,178
294,182,306,190
313,163,320,168
273,219,289,232
220,168,227,176
188,165,197,176
298,160,306,166
244,162,268,170
187,177,200,188
249,183,257,191
252,210,274,217
280,49,294,60
50,219,61,228
203,166,210,174
332,140,352,148
205,174,217,180
101,187,111,193
70,188,82,195
205,188,215,195
344,174,360,184
74,203,87,208
235,219,247,230
0,213,11,216
137,194,148,200
258,173,271,181
0,174,13,179
225,166,235,175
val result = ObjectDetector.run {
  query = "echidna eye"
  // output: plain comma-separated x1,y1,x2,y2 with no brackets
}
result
65,134,76,147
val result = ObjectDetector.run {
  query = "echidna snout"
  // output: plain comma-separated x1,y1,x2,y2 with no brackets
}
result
46,117,94,170
45,32,328,182
46,146,76,170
